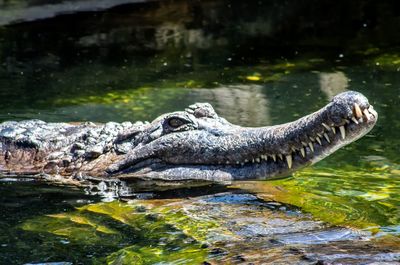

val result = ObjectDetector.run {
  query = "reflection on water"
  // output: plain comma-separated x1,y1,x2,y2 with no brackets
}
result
233,158,400,230
7,186,399,264
319,71,348,100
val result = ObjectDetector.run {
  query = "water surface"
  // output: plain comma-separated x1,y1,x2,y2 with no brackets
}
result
1,56,399,263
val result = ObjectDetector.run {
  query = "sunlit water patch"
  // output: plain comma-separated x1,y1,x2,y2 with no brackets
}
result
234,158,400,232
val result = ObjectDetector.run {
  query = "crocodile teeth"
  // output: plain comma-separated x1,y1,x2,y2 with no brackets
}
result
278,154,283,160
286,155,292,169
226,161,230,164
363,109,371,121
331,127,336,134
255,158,260,163
308,142,314,152
301,141,308,146
351,117,359,124
322,123,331,131
236,161,240,164
340,126,346,139
271,154,277,162
323,133,330,143
369,106,377,117
300,147,305,157
316,136,322,145
354,103,363,118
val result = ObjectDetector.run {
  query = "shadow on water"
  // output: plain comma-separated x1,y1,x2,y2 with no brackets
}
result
1,0,400,264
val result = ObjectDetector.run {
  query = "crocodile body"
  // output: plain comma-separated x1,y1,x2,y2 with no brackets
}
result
0,91,377,186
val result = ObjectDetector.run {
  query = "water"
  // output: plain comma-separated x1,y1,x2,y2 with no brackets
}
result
3,56,400,264
1,1,400,264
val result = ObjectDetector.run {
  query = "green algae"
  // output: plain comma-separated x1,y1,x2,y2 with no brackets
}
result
20,200,213,264
368,53,400,68
97,244,207,265
357,47,400,69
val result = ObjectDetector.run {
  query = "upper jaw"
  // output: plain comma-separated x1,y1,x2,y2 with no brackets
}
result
257,91,378,168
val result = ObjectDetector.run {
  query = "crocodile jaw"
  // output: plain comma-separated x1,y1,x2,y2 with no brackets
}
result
109,91,378,182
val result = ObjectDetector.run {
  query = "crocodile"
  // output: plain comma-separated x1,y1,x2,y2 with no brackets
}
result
0,91,377,187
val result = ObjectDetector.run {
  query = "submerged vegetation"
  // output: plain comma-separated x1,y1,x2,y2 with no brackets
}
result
21,201,212,264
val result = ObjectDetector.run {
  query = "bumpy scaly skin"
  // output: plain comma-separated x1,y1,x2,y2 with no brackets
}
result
0,91,377,186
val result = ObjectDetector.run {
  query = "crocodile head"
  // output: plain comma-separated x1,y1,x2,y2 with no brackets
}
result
108,91,378,183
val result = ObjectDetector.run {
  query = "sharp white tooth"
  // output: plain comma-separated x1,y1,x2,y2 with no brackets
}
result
236,161,240,164
340,126,345,139
351,117,359,124
300,147,305,157
245,159,249,163
331,127,336,134
278,154,283,160
316,136,322,145
226,161,230,164
323,133,330,143
256,158,260,163
345,119,350,124
252,158,255,163
271,154,277,162
308,142,314,152
286,155,293,169
301,141,308,146
363,109,371,121
369,106,377,117
354,103,363,118
322,123,331,131
309,137,315,142
291,147,297,152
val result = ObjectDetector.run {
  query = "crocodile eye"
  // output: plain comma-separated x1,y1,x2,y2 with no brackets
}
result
168,118,185,128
